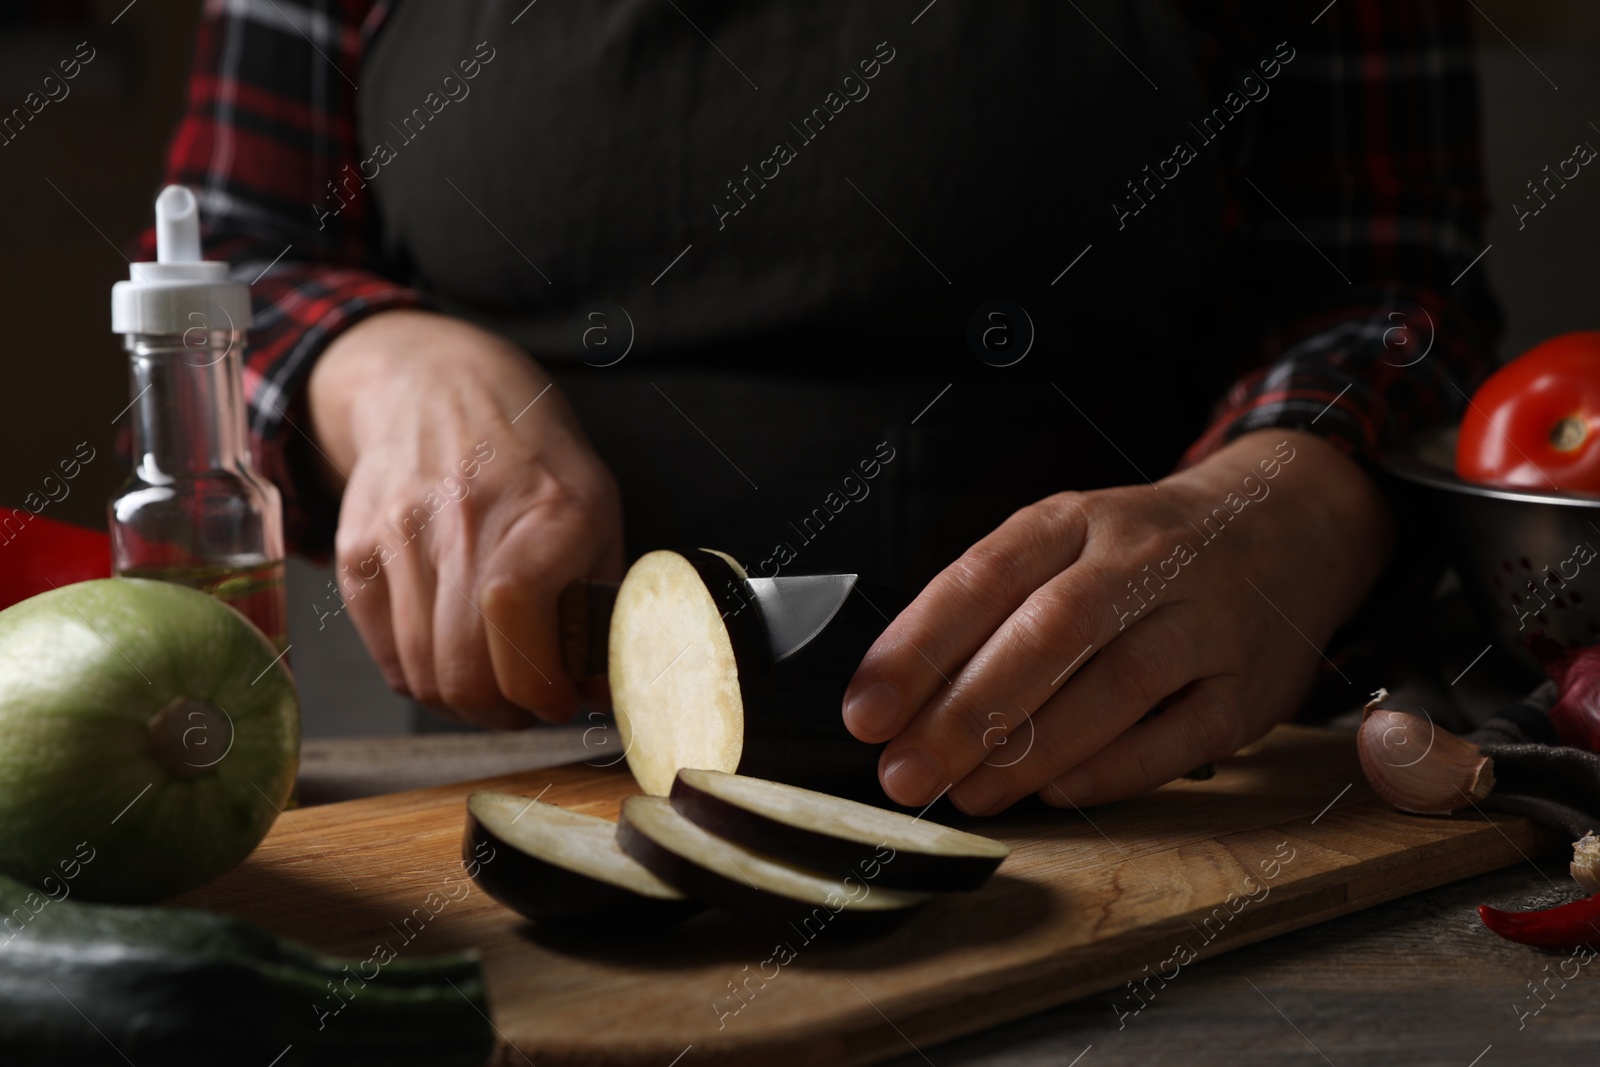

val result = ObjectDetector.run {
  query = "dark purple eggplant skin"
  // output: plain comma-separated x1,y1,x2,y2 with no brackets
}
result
614,808,923,934
614,811,788,918
687,549,778,716
687,550,887,786
462,811,701,932
668,776,1003,892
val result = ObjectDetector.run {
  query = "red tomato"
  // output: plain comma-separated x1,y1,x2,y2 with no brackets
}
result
1457,331,1600,494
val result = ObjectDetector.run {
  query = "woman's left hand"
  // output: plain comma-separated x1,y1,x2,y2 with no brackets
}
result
841,429,1394,814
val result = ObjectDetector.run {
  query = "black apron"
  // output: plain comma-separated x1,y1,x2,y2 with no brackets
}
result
359,0,1228,591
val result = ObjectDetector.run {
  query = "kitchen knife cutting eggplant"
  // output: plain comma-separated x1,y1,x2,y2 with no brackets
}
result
561,549,903,795
556,559,860,679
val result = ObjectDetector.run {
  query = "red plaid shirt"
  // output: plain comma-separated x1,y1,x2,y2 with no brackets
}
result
138,0,1500,554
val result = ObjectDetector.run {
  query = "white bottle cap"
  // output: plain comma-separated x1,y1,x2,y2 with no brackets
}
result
111,185,253,336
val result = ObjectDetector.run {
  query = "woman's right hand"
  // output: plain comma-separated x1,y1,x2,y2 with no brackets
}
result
308,310,624,728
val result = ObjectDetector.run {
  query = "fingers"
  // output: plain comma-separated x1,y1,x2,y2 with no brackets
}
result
478,503,603,723
384,532,441,704
336,504,593,727
335,534,406,694
870,559,1107,809
875,551,1128,806
907,604,1201,811
1040,675,1245,809
432,527,538,730
843,499,1089,744
942,606,1201,813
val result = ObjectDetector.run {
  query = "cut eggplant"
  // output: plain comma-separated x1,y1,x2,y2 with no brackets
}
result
609,550,758,796
464,792,700,929
609,549,887,796
671,769,1010,891
617,794,931,918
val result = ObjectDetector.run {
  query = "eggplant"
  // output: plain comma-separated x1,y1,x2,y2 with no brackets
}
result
616,794,930,918
608,550,760,797
670,769,1010,891
464,792,700,929
608,549,896,796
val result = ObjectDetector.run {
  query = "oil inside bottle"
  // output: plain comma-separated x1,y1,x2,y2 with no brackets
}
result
121,559,288,652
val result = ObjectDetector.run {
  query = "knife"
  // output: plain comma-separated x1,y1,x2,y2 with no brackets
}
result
557,572,859,680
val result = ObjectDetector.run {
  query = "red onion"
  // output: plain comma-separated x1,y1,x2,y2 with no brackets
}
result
1538,641,1600,753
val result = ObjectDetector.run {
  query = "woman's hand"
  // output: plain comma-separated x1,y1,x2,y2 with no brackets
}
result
841,429,1393,813
308,310,623,728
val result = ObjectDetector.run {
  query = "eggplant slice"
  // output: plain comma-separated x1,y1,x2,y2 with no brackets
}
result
617,794,931,918
671,769,1010,891
465,792,700,929
609,550,763,796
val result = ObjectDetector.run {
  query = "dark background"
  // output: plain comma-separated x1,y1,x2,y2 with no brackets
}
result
1,0,1596,734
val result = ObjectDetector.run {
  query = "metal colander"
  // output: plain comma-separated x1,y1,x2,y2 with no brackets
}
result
1387,429,1600,672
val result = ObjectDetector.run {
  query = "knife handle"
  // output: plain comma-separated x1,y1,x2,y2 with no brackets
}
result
558,579,618,680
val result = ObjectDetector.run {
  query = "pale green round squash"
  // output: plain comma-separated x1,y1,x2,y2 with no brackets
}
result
0,578,297,902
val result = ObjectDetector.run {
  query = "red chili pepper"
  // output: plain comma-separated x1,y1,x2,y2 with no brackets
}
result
1479,895,1600,950
0,508,112,611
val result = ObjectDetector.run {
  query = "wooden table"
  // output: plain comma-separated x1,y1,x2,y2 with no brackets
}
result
298,727,1597,1067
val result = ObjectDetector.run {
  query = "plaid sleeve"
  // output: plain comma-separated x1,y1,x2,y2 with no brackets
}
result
1180,0,1501,467
134,0,422,554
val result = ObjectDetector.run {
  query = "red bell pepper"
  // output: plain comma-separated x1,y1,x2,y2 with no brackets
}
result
0,508,112,611
1479,895,1600,951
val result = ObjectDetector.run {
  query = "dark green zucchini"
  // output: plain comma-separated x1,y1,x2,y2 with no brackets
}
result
0,874,492,1066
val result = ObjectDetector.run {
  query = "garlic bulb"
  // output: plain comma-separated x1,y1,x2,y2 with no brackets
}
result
1356,689,1495,815
1573,831,1600,894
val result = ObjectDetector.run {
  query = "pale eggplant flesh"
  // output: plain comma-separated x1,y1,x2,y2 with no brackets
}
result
670,768,1010,892
609,550,757,796
616,794,931,921
463,792,701,930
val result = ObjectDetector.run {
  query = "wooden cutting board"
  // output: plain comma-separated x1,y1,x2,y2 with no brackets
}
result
174,725,1559,1066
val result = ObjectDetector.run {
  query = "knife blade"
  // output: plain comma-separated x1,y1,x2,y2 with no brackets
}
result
557,572,859,680
747,574,858,662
